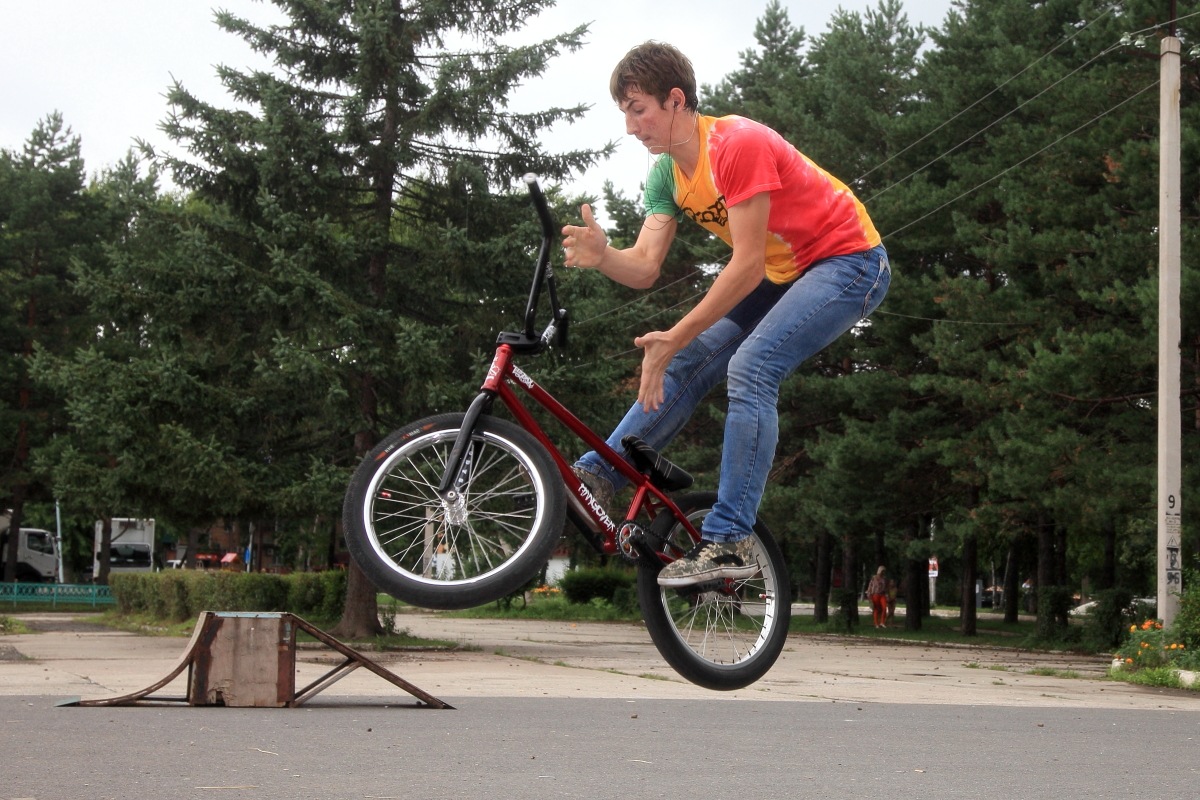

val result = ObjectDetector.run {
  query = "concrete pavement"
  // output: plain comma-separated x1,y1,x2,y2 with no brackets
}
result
2,611,1196,710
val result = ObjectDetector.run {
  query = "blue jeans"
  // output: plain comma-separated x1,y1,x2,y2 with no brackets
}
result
577,244,891,541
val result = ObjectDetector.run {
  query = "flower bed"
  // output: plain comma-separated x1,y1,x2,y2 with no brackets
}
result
1110,618,1199,689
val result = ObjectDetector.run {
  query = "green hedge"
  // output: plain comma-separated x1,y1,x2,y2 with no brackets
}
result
110,570,347,622
1173,565,1200,649
558,567,635,605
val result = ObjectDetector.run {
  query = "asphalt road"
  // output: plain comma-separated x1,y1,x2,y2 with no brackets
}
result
2,612,1198,799
3,696,1198,799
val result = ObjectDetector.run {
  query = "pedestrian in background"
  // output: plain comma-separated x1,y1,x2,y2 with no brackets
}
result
867,566,889,629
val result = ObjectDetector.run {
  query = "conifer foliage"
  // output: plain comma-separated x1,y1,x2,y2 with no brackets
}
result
4,1,1196,635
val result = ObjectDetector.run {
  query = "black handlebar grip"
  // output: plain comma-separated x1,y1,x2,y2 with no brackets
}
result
523,173,555,237
557,310,569,348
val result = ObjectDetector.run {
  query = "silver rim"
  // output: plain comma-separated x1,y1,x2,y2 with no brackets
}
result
657,510,782,667
360,427,551,587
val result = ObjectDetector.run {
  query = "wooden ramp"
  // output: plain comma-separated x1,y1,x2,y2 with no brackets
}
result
59,611,452,709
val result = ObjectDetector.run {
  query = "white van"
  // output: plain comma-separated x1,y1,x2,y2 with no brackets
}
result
0,512,58,582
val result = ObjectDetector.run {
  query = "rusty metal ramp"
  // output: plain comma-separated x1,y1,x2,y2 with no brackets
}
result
58,611,452,709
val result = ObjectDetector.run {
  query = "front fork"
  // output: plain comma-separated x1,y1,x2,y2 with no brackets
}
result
436,390,495,498
436,345,514,497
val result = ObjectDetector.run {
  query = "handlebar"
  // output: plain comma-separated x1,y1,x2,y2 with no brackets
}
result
524,173,556,242
496,175,569,354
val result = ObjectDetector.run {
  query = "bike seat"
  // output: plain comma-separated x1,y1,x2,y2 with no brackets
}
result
621,435,694,492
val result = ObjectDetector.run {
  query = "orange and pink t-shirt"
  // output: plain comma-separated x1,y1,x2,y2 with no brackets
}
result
644,115,881,285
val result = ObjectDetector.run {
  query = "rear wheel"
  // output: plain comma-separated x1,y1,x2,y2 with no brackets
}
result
637,492,791,690
343,413,565,610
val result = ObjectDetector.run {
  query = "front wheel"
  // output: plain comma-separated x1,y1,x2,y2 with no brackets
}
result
637,492,792,690
342,413,566,610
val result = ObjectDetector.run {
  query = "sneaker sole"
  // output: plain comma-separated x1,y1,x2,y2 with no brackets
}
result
657,562,760,588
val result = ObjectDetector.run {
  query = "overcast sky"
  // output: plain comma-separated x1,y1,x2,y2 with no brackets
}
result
1,0,954,207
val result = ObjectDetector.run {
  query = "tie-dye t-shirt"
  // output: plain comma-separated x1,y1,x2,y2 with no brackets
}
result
644,115,881,285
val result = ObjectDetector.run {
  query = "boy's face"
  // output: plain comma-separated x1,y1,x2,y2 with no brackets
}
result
618,88,675,154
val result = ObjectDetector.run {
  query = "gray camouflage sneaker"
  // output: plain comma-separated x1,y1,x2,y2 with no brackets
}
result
656,537,760,587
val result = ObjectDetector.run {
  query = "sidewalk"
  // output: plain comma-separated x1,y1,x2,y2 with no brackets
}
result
2,611,1196,710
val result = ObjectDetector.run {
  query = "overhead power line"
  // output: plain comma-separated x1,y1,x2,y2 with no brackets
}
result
855,2,1121,190
573,3,1192,349
882,78,1158,240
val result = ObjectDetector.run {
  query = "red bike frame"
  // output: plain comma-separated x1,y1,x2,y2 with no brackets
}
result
480,343,700,559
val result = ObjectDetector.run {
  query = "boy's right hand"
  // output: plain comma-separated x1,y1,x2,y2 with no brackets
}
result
561,203,607,268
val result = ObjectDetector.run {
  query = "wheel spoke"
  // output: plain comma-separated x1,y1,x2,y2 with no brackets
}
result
639,494,791,687
363,426,547,584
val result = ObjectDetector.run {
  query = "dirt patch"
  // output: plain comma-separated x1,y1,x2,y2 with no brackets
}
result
15,616,113,634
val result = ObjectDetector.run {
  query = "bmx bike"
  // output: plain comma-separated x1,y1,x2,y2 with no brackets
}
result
342,175,791,690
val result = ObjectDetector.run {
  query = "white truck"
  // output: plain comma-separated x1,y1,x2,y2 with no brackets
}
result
0,511,59,582
94,518,156,577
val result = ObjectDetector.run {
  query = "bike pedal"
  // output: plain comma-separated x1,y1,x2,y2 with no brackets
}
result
625,530,664,567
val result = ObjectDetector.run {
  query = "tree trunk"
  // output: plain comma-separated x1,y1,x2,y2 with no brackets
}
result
97,516,112,585
839,533,859,629
1002,541,1021,624
326,515,337,569
905,554,924,632
1055,525,1069,587
903,516,924,631
960,533,977,636
185,526,199,568
814,530,832,624
1099,520,1116,591
333,86,401,637
330,560,384,639
3,496,26,582
1035,517,1055,615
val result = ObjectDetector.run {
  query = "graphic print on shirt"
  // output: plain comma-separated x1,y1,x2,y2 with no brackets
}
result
643,115,881,285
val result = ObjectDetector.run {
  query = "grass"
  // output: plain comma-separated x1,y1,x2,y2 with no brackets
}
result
92,611,198,637
6,606,463,652
381,591,1086,653
429,594,640,623
787,612,1039,650
12,591,1161,669
1,602,115,614
314,628,464,650
1114,665,1192,689
1027,666,1082,679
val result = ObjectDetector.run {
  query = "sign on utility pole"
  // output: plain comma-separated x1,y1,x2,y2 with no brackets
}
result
928,556,938,607
1157,35,1182,627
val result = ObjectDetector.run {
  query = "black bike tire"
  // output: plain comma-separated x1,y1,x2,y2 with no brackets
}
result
636,492,792,690
342,413,566,610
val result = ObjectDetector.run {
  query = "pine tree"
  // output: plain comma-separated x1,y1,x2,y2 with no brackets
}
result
879,0,1199,628
705,1,929,623
0,114,103,581
96,1,607,631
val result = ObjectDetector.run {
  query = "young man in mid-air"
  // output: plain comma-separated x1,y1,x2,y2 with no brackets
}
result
562,42,890,587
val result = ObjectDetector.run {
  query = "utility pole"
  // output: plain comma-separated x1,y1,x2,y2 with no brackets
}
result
1157,31,1182,627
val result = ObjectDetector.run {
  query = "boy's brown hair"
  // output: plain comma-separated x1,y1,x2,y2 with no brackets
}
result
609,41,698,111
